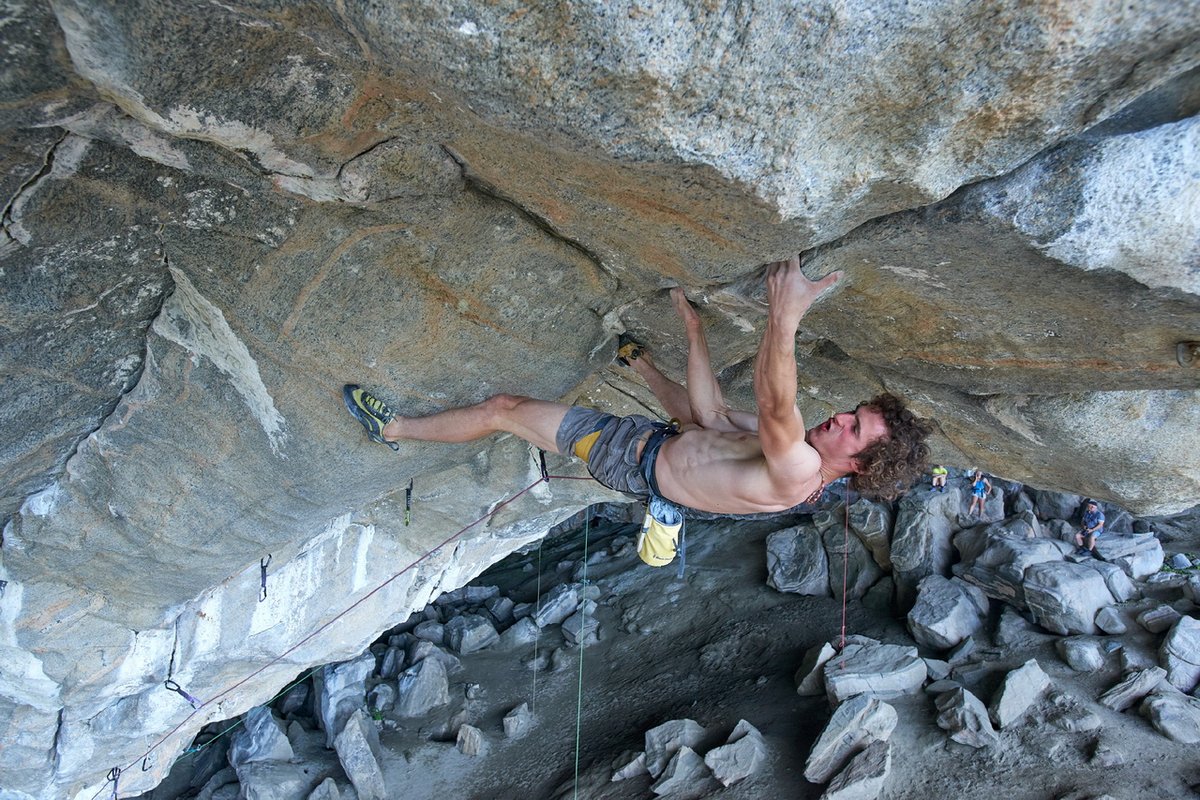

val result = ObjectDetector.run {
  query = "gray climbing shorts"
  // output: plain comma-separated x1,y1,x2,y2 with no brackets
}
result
555,407,660,497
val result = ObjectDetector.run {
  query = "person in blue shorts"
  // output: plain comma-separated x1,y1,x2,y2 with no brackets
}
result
1075,500,1105,556
967,469,990,516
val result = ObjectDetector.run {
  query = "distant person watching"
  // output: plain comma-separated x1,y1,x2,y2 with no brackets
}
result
931,465,948,492
1075,500,1105,557
967,470,991,516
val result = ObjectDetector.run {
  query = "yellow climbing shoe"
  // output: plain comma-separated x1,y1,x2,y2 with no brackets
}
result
616,334,645,366
343,384,399,451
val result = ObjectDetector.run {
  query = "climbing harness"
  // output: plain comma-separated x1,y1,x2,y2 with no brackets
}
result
258,555,271,603
164,679,203,710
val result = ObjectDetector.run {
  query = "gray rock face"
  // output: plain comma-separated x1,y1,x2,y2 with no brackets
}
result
824,639,927,705
765,523,830,596
1,3,1198,796
906,575,989,651
1160,616,1200,692
988,659,1050,728
703,719,766,788
805,694,897,784
1030,490,1081,522
821,522,885,600
934,687,1000,748
333,709,387,800
952,524,1068,609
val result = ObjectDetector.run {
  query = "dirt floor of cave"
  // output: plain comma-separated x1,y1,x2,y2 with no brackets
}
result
374,514,1200,800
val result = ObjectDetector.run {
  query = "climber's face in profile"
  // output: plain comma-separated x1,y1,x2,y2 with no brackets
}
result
805,405,889,472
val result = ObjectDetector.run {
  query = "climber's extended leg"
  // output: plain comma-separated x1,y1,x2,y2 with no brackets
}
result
379,393,569,454
621,338,695,426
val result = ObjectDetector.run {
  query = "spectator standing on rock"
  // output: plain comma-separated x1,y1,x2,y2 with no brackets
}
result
1075,500,1105,556
931,465,948,492
967,470,991,516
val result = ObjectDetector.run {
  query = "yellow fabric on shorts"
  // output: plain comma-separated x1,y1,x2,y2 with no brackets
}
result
573,430,602,462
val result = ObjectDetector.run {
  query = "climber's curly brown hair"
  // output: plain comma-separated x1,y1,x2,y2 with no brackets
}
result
849,393,932,502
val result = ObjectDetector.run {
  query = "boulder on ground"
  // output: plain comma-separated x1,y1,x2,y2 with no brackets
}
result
456,724,486,756
228,706,294,769
952,525,1067,609
890,491,960,607
503,703,534,739
534,584,582,627
820,739,891,800
823,639,927,705
562,602,601,647
703,719,767,788
821,523,884,599
1023,561,1117,635
804,694,897,784
1094,606,1127,635
644,719,707,779
333,709,387,800
906,575,989,650
394,656,450,717
1057,637,1108,672
796,642,838,696
1139,688,1200,743
1098,667,1167,712
766,523,830,596
307,778,341,800
1081,560,1139,603
1160,616,1200,692
315,653,376,747
1029,489,1081,522
1094,534,1164,579
989,659,1050,728
444,613,499,654
651,746,714,797
1136,604,1182,634
935,687,1000,748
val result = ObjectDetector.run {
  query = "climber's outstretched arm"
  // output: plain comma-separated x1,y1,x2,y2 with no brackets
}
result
670,288,758,433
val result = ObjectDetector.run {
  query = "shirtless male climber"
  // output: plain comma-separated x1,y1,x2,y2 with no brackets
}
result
344,255,931,524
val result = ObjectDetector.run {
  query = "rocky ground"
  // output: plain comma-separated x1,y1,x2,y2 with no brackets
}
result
141,477,1200,800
